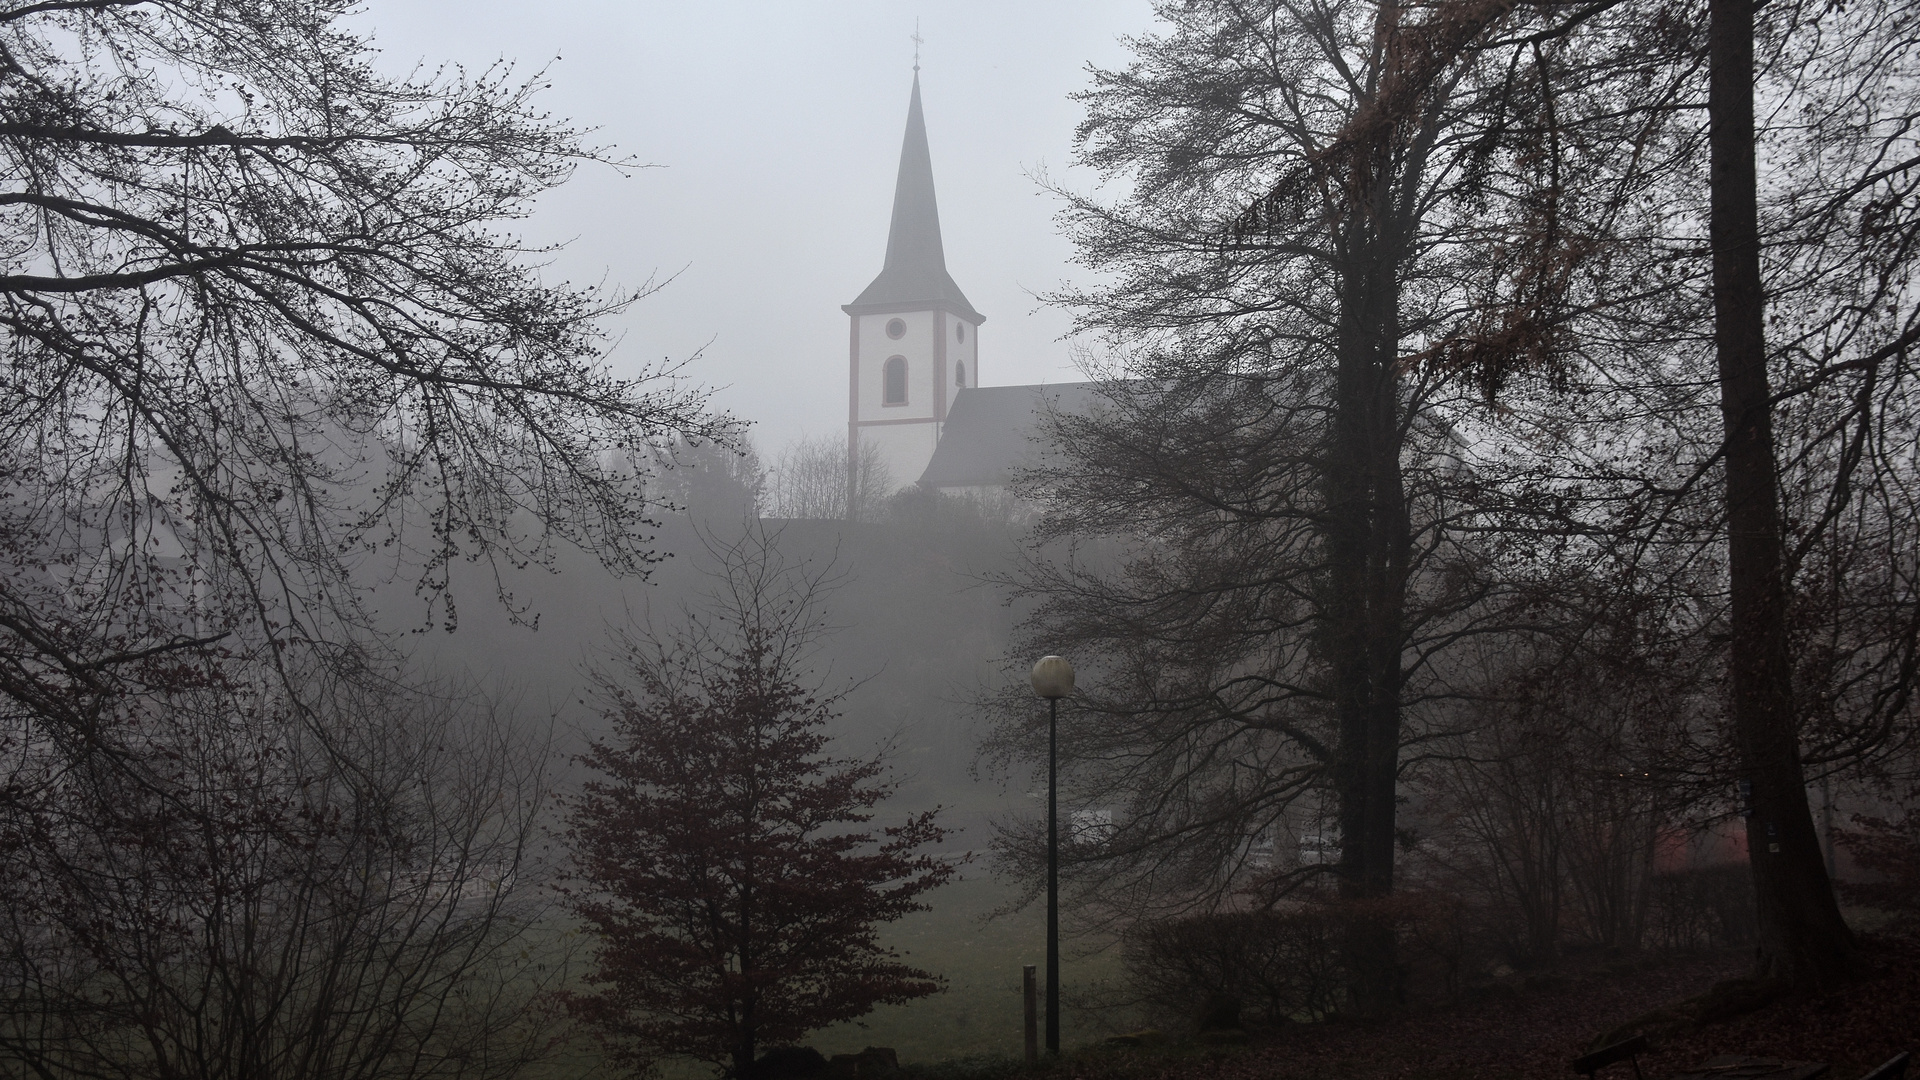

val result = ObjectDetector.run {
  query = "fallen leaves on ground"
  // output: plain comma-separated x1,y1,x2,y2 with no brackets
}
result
1043,936,1917,1080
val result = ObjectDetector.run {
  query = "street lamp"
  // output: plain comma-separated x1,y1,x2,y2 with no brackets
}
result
1028,655,1074,1057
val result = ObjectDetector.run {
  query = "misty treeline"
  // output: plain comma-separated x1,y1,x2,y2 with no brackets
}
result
0,0,735,1076
979,0,1920,1020
642,430,903,523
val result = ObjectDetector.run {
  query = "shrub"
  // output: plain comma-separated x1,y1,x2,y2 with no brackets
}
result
1645,865,1757,949
1122,892,1478,1026
1835,813,1920,935
1124,907,1344,1027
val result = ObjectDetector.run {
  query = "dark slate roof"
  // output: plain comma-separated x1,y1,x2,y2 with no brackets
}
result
843,74,983,324
918,382,1098,488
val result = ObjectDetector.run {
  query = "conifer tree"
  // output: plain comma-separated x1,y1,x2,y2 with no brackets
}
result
562,529,952,1078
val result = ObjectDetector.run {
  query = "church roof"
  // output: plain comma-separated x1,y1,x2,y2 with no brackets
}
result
917,382,1098,489
844,74,983,324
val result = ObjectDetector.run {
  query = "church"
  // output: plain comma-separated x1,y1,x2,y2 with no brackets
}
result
842,72,1092,501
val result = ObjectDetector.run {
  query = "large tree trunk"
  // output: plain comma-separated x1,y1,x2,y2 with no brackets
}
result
1707,0,1857,987
1326,224,1412,1018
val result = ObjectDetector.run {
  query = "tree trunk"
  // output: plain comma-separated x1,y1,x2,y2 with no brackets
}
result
733,1006,755,1079
1326,222,1411,1018
1708,0,1857,987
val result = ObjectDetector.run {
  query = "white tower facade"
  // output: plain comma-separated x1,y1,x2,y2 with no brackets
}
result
845,73,982,495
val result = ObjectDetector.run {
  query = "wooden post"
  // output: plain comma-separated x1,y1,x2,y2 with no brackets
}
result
1022,964,1038,1067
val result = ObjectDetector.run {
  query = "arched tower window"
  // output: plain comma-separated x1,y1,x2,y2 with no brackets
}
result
955,361,966,387
883,356,908,405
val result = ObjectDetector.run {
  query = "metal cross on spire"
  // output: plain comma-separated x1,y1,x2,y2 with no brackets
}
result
912,20,923,72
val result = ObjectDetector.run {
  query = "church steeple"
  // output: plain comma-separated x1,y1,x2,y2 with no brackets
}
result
844,71,982,500
844,74,982,323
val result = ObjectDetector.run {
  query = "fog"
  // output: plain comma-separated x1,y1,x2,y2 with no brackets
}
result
328,0,1150,811
5,0,1914,1075
354,1,1157,454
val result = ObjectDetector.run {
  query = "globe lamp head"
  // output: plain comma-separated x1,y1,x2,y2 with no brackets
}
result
1029,655,1075,700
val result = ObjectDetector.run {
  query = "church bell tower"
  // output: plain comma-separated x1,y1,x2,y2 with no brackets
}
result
844,71,982,495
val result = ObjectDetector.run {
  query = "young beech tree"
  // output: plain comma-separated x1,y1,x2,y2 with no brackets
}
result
562,528,952,1078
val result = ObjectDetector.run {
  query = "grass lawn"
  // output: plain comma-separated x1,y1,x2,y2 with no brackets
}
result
809,872,1126,1065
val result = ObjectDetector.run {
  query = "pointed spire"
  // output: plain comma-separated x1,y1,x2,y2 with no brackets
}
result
880,76,945,280
844,73,983,323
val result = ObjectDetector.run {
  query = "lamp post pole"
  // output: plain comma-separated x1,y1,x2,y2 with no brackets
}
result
1046,692,1059,1057
1029,655,1075,1059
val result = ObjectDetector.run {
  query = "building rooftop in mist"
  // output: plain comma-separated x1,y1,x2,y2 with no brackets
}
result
917,382,1097,490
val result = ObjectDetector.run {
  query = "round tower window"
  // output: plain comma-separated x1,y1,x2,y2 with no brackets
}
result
956,322,966,343
885,318,907,340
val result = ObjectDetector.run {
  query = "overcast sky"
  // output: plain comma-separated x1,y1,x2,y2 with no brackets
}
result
355,1,1159,455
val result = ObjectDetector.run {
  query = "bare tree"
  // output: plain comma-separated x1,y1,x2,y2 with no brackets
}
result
0,0,734,771
1465,0,1920,984
0,667,564,1080
767,435,893,522
654,437,767,523
1462,0,1920,985
986,0,1685,1014
1703,0,1858,985
1015,0,1920,1003
1418,600,1711,962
